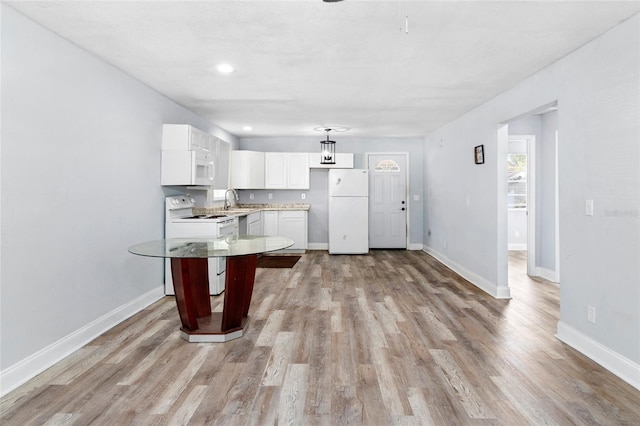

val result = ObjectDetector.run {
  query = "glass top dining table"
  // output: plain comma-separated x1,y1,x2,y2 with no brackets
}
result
128,234,295,343
128,235,294,259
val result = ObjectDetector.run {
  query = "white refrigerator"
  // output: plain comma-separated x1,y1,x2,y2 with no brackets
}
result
328,169,369,254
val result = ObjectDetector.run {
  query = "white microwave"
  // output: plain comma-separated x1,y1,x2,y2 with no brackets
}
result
192,151,214,185
161,150,214,186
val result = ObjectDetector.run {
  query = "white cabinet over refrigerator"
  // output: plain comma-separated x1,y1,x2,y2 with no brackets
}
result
265,152,310,189
328,169,369,254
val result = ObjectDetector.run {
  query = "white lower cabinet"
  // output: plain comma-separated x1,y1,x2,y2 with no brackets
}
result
263,211,279,236
262,210,307,251
247,211,263,235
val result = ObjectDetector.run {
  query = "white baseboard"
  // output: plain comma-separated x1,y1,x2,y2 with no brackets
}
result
534,266,559,283
508,243,527,251
556,321,640,391
307,243,328,250
0,286,165,397
423,247,511,299
309,243,424,251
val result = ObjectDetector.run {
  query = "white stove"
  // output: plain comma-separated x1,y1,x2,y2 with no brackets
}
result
164,195,238,295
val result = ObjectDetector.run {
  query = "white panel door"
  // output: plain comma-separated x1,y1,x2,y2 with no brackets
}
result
368,154,407,248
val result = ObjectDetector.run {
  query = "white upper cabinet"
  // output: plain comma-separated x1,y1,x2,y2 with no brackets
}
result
265,152,309,189
230,151,265,189
162,124,201,151
264,153,288,189
161,124,230,188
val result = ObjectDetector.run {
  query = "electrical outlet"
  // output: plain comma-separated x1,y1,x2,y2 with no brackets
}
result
249,193,254,200
268,193,273,200
587,305,596,323
301,193,306,200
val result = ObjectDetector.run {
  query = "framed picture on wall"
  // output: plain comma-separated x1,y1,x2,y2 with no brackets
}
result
474,145,485,164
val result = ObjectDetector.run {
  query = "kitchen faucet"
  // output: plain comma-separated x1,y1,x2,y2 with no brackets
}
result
224,189,238,210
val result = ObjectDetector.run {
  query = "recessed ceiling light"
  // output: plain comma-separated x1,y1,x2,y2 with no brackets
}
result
215,63,235,74
242,126,252,131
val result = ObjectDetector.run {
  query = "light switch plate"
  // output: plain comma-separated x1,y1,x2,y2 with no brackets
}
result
585,199,594,216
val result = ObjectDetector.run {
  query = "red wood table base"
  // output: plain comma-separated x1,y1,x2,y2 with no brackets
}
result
170,254,257,342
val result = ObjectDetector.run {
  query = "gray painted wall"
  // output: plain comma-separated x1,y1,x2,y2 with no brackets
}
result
423,15,639,367
0,6,236,372
238,137,424,246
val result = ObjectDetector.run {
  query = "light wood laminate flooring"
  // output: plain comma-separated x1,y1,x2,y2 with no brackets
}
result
2,250,639,425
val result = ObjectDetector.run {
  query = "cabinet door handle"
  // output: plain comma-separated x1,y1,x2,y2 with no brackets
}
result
401,207,406,211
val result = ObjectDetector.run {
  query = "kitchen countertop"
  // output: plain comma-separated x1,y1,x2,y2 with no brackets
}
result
193,203,310,217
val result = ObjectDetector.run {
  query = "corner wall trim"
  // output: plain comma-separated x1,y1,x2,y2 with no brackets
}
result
556,321,640,391
423,246,511,299
0,286,165,397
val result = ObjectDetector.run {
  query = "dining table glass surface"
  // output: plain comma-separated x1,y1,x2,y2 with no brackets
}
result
128,235,294,259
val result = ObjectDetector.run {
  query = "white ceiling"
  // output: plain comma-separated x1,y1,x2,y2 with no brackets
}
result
7,1,640,138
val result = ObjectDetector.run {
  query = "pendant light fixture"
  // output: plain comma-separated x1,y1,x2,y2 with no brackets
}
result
320,128,336,165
